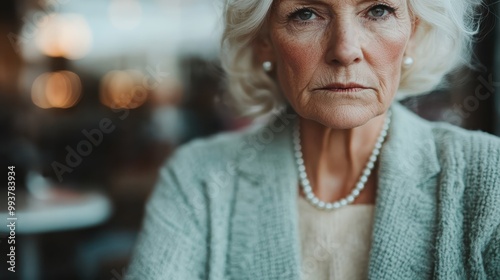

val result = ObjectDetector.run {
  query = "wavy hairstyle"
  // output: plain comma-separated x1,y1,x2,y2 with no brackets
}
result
220,0,483,117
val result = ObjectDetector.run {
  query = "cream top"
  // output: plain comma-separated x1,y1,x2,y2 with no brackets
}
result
297,195,376,280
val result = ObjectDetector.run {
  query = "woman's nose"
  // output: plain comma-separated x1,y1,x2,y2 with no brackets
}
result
325,20,363,67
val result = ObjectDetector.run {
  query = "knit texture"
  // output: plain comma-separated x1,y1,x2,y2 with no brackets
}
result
126,102,500,279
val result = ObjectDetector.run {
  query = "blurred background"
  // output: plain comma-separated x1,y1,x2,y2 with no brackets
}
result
0,0,499,279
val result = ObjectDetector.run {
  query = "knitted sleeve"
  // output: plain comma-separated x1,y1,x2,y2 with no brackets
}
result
125,145,208,280
484,224,500,278
465,131,500,279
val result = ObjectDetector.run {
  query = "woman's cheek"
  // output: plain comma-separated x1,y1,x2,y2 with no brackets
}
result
273,30,324,90
371,21,410,59
276,29,322,65
364,25,409,75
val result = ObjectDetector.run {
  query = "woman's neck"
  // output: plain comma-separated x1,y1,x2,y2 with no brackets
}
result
299,112,387,204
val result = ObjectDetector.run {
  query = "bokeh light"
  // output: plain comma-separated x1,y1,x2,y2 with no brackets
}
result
99,70,149,109
35,13,92,60
31,71,82,109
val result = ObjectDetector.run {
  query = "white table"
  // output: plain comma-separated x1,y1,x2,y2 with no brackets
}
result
0,187,112,280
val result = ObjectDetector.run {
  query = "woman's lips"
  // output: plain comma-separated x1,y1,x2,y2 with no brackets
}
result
316,83,370,93
318,87,366,92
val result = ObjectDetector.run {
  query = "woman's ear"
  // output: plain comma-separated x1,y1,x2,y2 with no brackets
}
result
254,34,275,64
407,17,421,54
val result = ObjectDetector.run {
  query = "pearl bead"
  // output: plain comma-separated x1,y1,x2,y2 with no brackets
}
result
360,175,368,183
403,56,414,68
363,169,371,177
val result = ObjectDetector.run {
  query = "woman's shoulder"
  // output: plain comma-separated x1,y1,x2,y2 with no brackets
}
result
164,124,264,178
167,110,296,175
428,119,500,164
425,119,500,200
395,102,499,187
395,102,500,163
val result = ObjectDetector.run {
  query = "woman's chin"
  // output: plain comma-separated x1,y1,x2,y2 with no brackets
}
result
297,102,383,130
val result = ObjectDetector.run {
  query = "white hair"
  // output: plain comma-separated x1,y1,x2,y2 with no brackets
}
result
220,0,483,117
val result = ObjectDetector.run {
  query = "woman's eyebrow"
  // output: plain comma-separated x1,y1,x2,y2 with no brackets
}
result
279,0,391,7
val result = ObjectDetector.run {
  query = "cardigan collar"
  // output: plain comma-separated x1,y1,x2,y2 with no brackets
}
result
228,102,441,279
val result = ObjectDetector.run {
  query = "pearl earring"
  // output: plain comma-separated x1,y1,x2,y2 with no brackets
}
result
263,61,273,72
403,56,414,68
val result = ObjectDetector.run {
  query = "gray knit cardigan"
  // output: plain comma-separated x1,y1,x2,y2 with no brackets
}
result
126,102,500,279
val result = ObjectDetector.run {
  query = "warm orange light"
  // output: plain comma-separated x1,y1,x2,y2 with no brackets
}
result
100,70,149,109
35,14,92,60
32,71,82,109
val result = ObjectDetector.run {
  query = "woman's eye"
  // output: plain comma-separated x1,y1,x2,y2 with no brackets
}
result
291,8,317,21
367,5,394,19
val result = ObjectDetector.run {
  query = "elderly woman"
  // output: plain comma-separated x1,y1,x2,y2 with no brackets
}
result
127,0,500,279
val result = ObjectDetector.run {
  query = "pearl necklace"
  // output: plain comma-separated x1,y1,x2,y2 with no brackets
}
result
293,110,391,211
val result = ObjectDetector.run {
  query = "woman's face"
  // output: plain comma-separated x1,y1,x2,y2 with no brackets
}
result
261,0,416,129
